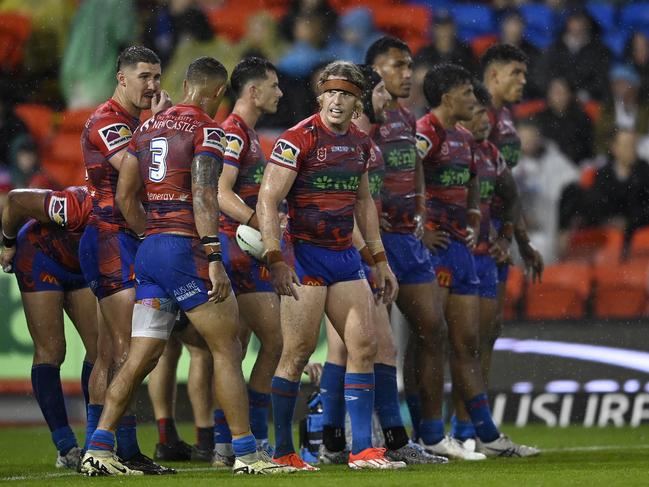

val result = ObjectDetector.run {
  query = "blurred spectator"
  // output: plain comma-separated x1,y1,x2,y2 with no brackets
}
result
325,7,381,64
538,11,611,101
59,0,137,108
513,119,579,263
499,11,543,97
534,77,594,165
414,12,476,74
9,139,58,190
583,130,649,241
277,14,332,78
595,65,649,156
0,96,30,167
625,32,649,101
279,0,337,44
237,11,287,62
142,0,213,67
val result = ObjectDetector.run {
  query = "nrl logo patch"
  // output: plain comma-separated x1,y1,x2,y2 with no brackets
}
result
415,133,432,158
99,123,132,152
203,127,225,151
47,195,68,226
270,139,300,168
224,133,244,159
380,125,390,138
317,147,326,161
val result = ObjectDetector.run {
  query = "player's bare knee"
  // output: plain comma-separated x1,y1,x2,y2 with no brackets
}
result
347,335,377,367
280,348,312,377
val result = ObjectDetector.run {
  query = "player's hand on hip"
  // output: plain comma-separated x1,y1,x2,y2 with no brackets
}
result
423,229,450,252
0,246,15,273
151,90,172,115
207,261,231,303
270,261,301,300
489,237,510,264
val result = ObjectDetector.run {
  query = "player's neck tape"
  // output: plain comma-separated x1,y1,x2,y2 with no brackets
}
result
318,79,362,98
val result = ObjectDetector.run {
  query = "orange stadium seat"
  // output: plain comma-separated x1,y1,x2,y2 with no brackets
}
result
207,6,252,42
57,108,94,133
524,262,592,320
259,134,276,159
0,12,32,72
629,226,649,258
564,226,624,264
593,260,649,318
42,132,85,187
504,265,524,321
14,103,55,149
470,34,498,60
582,100,601,124
512,99,546,120
372,5,431,40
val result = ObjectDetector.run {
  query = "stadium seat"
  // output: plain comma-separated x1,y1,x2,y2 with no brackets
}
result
14,103,55,149
629,226,649,258
258,134,276,159
593,260,649,318
524,262,592,320
470,34,498,60
0,12,32,72
206,5,250,42
450,5,496,42
512,99,546,120
372,5,431,41
586,2,617,35
581,100,602,124
603,31,629,60
406,0,454,14
519,4,557,49
621,3,649,37
42,133,85,187
564,226,624,264
57,108,94,133
504,265,524,321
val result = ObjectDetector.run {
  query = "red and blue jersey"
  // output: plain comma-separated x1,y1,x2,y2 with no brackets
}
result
127,104,225,238
219,113,267,236
371,105,418,233
269,113,371,250
488,105,520,220
368,139,385,216
82,98,140,231
473,139,507,255
20,186,92,273
416,112,476,241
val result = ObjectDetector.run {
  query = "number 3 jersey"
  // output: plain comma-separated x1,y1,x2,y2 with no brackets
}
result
127,104,225,238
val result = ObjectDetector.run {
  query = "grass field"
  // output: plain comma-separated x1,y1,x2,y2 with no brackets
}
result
1,424,649,486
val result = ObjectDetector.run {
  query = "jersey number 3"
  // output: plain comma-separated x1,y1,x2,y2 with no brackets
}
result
149,137,168,182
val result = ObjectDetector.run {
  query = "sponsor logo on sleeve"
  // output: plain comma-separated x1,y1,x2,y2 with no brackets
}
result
47,195,68,226
415,133,432,158
98,123,132,152
203,127,225,151
270,139,300,168
224,133,245,160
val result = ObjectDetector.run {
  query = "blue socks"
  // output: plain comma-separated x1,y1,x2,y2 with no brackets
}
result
81,361,93,407
213,409,232,445
248,388,270,441
374,364,404,429
344,372,374,455
451,415,476,441
85,404,103,451
232,434,256,457
406,394,422,440
271,376,300,457
115,415,140,460
31,364,77,454
420,419,445,446
466,393,499,443
89,428,114,452
320,362,346,429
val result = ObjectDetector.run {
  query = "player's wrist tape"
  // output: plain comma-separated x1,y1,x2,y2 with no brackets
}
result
366,239,385,256
359,246,375,266
201,235,220,245
207,251,222,263
266,249,284,266
501,221,514,242
2,231,16,248
372,251,387,263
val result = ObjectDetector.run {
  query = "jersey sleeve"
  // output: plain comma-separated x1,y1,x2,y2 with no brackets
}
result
222,123,248,168
88,114,134,158
415,118,443,161
44,186,91,231
268,129,308,172
193,122,225,160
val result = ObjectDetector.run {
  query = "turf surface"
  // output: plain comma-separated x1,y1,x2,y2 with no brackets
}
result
1,424,648,486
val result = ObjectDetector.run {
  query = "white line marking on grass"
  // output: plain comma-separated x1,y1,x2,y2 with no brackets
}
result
542,444,649,453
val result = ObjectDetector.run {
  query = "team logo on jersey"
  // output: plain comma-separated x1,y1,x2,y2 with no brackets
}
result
380,125,390,138
317,147,326,161
203,127,225,151
441,142,450,156
270,139,300,168
415,133,432,158
99,123,132,151
47,195,68,227
224,133,244,160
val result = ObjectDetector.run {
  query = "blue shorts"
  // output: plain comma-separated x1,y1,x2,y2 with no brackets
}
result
135,234,214,312
15,227,86,293
290,241,364,286
79,225,139,299
220,232,274,295
490,217,509,284
429,239,479,296
382,232,436,285
474,254,498,299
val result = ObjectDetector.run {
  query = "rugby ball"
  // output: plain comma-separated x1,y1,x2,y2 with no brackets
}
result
235,224,266,261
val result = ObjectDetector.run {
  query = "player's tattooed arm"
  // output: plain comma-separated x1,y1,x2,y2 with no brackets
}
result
116,152,146,235
192,154,223,239
1,189,51,237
